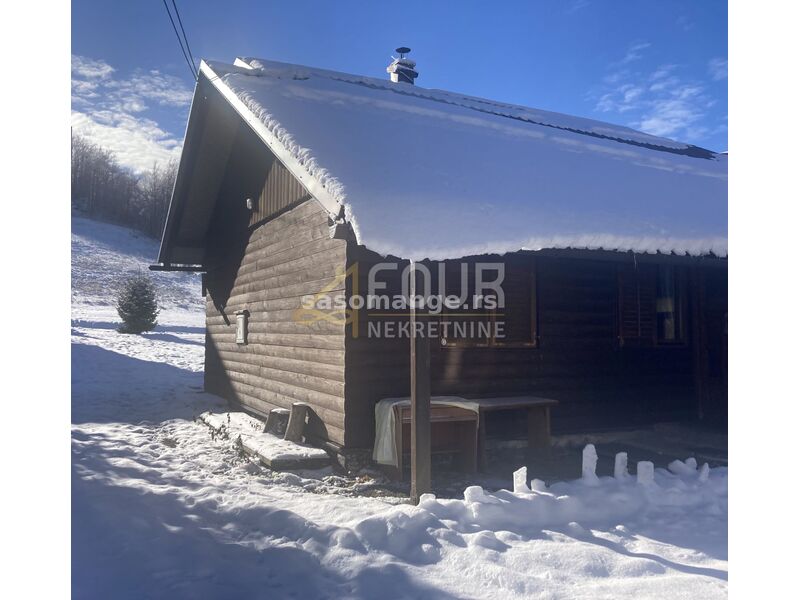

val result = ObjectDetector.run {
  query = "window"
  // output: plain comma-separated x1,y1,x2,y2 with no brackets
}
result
656,266,684,343
440,256,537,348
617,264,685,346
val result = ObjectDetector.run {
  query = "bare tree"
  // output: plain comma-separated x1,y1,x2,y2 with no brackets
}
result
71,132,177,239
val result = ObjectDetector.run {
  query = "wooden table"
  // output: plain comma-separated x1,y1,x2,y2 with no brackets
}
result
473,396,559,470
389,404,479,481
383,396,557,479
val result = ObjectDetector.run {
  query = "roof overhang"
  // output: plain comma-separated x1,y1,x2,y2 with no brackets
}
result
156,60,341,270
156,72,239,267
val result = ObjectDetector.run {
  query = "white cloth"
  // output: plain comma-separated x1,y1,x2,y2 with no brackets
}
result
372,396,480,466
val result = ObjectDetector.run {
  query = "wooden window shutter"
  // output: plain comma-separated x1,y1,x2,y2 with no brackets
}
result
617,264,656,346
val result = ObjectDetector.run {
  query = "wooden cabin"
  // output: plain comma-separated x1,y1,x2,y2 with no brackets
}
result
155,56,727,469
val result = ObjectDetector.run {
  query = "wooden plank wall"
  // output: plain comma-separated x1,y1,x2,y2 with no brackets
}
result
344,247,727,448
205,199,348,444
249,150,310,227
344,246,410,448
202,121,348,445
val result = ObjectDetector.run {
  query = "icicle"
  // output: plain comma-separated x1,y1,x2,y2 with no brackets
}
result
582,444,599,484
698,463,710,482
637,461,654,485
614,452,628,480
513,466,531,494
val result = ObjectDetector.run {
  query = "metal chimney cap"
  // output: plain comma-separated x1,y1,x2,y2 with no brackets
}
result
395,47,411,58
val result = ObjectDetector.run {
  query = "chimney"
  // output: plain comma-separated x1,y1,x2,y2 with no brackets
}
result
386,47,418,85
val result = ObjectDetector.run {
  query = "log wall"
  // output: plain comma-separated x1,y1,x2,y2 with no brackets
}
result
202,127,348,444
344,246,728,449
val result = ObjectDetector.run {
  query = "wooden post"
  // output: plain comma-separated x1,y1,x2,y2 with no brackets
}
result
410,261,431,503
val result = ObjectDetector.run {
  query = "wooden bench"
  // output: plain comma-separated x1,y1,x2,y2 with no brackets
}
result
388,404,478,481
473,396,559,470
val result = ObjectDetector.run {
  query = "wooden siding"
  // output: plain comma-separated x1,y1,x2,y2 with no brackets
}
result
202,129,348,444
343,246,410,448
344,246,727,449
250,146,310,227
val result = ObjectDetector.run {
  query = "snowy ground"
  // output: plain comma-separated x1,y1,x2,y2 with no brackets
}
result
72,216,727,599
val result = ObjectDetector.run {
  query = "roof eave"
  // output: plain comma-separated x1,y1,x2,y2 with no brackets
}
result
198,60,341,218
156,59,343,267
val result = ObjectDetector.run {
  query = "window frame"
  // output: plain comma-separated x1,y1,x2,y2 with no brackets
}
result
440,256,538,349
616,263,688,348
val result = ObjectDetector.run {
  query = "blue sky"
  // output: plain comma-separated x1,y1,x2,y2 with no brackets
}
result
71,0,727,172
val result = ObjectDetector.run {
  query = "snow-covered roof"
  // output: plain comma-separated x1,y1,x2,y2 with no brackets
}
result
172,57,728,261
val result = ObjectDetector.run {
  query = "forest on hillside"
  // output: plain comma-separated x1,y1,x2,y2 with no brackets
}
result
71,132,177,239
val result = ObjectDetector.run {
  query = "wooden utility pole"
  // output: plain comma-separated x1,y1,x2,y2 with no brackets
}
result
410,261,431,503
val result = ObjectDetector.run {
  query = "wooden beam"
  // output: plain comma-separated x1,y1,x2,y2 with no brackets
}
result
410,261,431,503
148,264,205,272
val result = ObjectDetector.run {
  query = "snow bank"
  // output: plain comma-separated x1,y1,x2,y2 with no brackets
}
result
408,452,724,538
351,448,726,579
199,58,727,261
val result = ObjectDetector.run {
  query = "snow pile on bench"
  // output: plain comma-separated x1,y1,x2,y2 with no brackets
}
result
198,411,330,470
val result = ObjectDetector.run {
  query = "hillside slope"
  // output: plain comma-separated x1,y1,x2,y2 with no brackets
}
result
71,214,202,313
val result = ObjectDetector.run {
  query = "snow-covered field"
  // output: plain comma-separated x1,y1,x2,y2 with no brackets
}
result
72,216,727,599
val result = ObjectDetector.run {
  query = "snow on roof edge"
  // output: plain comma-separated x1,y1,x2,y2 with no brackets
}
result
200,60,343,218
358,231,728,262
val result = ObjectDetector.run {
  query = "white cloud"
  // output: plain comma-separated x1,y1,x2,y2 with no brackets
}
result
71,54,191,173
596,71,712,140
619,42,651,65
71,111,182,172
637,97,705,137
591,45,726,145
72,55,115,80
106,71,194,108
708,57,728,81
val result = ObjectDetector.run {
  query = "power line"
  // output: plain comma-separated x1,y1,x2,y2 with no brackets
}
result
161,0,197,80
171,0,196,73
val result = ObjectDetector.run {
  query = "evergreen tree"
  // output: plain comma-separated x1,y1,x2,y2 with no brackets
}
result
116,273,160,334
